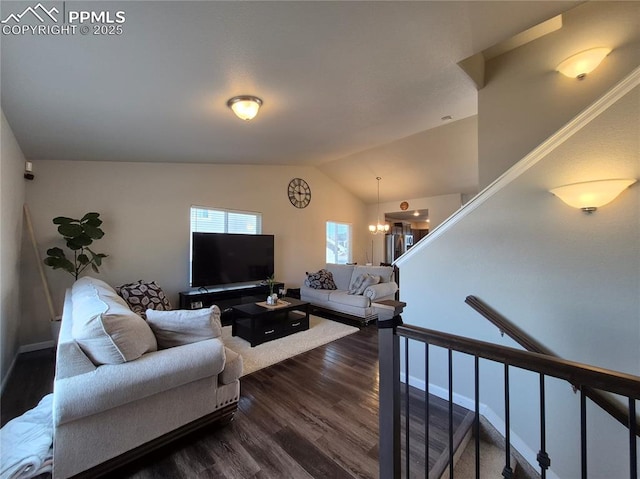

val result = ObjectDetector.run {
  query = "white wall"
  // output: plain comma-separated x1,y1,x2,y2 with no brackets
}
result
21,161,367,345
0,111,26,389
397,70,639,479
478,1,640,189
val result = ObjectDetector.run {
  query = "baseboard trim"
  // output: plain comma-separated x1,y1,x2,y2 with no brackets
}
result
402,373,561,479
19,340,55,354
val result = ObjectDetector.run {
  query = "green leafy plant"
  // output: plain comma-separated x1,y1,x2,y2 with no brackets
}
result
266,275,276,296
44,212,108,280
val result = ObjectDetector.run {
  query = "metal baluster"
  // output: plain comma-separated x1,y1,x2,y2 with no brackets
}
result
629,398,637,479
405,337,410,478
502,364,513,478
449,349,454,479
475,356,480,479
537,373,550,478
425,344,430,476
580,388,587,479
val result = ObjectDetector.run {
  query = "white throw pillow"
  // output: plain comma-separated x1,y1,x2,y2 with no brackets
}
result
146,305,222,349
71,276,158,365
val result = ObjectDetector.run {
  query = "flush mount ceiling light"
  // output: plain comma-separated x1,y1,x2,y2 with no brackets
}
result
556,47,611,80
227,95,263,121
549,178,636,213
369,177,390,235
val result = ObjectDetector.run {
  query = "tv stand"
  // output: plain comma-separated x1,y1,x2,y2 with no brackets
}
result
179,282,285,325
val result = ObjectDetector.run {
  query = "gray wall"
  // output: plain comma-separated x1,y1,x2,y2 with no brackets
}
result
1,111,26,389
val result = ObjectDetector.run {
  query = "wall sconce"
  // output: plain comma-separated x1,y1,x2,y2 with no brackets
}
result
556,47,611,80
227,95,263,121
550,179,636,213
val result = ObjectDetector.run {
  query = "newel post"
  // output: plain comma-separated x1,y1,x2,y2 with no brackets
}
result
375,300,406,479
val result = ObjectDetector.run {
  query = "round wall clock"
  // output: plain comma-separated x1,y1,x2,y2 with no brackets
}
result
400,201,409,211
288,178,311,209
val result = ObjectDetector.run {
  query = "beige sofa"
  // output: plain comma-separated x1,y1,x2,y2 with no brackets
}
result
301,264,398,325
52,277,242,478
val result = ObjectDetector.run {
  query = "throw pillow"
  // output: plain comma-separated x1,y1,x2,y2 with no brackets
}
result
304,269,337,290
71,276,158,365
348,273,381,295
116,280,172,319
146,305,222,349
357,274,380,295
348,273,367,294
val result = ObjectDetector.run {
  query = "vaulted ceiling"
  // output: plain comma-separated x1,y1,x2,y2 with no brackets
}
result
1,1,577,203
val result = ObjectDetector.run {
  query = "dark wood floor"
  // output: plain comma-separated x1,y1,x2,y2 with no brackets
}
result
1,348,56,427
1,324,470,479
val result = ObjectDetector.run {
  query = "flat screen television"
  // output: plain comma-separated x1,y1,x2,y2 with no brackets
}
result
191,233,275,288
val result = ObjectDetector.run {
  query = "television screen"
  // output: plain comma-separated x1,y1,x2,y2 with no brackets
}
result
191,233,275,287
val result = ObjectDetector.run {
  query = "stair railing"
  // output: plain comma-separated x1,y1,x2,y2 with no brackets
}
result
378,307,640,479
465,295,640,437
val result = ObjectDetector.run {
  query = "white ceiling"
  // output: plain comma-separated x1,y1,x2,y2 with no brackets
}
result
1,1,577,203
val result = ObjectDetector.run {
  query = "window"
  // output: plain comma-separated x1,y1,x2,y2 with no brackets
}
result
190,206,262,235
326,221,352,264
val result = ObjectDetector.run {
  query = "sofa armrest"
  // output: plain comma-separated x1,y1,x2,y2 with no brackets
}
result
54,338,226,426
364,282,398,301
219,347,243,384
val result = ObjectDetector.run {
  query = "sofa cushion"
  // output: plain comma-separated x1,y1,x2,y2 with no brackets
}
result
301,286,332,302
324,264,356,290
304,269,337,289
146,306,222,349
348,273,380,295
116,280,172,319
328,290,370,308
71,277,157,365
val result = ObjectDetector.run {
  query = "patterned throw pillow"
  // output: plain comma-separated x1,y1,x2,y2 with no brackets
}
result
116,280,172,319
304,269,337,290
348,273,367,294
348,273,381,295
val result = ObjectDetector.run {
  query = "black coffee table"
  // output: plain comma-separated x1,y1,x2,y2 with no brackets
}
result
231,297,310,347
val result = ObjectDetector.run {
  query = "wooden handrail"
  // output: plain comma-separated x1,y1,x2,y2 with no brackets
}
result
465,295,554,355
397,324,640,399
464,295,640,436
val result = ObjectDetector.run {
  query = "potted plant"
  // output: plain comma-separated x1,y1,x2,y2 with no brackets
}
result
266,275,278,305
44,212,108,280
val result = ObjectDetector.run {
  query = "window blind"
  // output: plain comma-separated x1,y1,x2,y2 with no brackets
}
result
190,206,262,235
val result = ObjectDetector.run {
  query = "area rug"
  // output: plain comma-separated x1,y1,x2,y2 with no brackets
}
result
222,315,358,376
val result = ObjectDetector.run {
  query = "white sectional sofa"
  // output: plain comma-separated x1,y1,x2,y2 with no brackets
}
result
52,277,242,478
301,264,398,325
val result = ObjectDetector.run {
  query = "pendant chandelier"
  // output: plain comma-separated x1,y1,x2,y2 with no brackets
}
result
369,177,389,235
